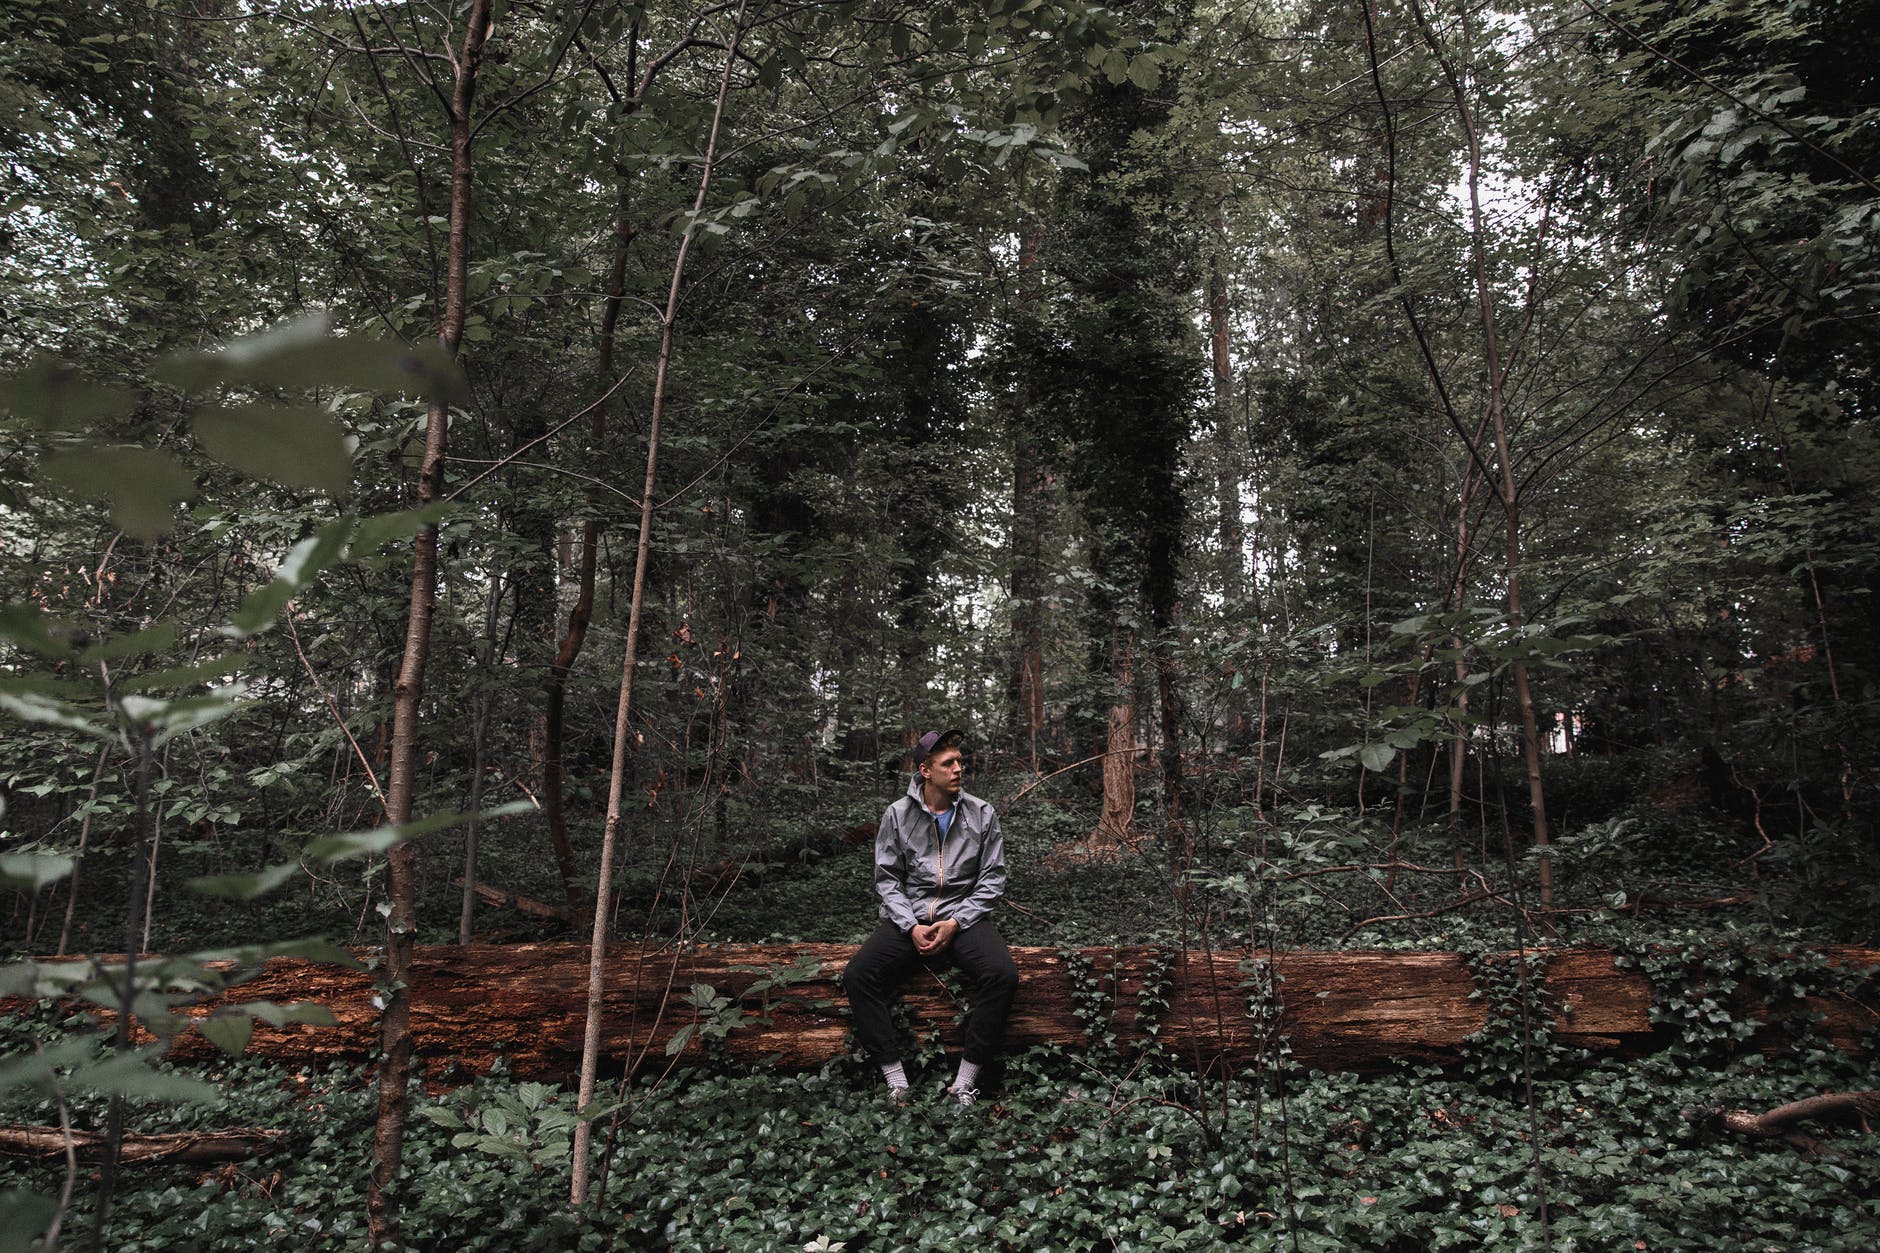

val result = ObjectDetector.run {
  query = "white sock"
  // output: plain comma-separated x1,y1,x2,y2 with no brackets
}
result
951,1060,980,1092
881,1061,908,1091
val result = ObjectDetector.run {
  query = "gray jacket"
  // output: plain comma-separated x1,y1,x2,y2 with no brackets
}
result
873,775,1005,932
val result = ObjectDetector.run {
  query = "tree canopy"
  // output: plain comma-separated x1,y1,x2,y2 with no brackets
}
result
2,0,1877,1246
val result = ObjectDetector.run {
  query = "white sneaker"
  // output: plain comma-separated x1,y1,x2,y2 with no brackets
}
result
947,1085,979,1109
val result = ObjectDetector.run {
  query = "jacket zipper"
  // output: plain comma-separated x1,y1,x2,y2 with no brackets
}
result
929,808,946,923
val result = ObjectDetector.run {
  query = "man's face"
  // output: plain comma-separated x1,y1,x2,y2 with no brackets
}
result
922,747,964,800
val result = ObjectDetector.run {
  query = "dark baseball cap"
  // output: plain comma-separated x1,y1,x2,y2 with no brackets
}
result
914,728,966,763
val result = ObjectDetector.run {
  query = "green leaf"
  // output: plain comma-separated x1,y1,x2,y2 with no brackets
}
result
224,503,454,640
0,357,136,429
193,403,352,494
1358,742,1395,773
0,688,107,737
71,1050,221,1105
1125,55,1160,90
183,937,362,969
119,686,249,747
304,799,531,863
159,315,466,402
349,501,453,552
0,1039,96,1096
196,1013,254,1056
0,853,76,891
79,620,177,663
242,1000,338,1028
0,961,99,1001
0,604,65,656
118,651,246,694
39,445,197,538
224,518,354,637
187,861,300,900
0,1189,58,1253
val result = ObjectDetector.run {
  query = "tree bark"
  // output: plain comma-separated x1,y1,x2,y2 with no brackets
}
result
1094,632,1138,845
0,1125,286,1166
452,877,570,923
459,572,504,944
570,6,749,1204
1697,1090,1880,1154
56,943,1879,1080
1007,215,1049,772
368,4,491,1245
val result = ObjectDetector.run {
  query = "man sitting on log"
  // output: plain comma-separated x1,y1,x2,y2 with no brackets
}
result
840,727,1018,1108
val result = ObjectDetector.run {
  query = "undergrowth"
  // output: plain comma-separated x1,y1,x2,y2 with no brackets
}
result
2,1042,1877,1252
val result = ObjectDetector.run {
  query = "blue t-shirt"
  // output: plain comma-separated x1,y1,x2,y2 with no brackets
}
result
933,805,956,840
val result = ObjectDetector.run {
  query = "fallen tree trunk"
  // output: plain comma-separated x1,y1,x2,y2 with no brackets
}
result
0,1124,286,1165
450,877,570,923
1690,1090,1880,1155
18,944,1878,1083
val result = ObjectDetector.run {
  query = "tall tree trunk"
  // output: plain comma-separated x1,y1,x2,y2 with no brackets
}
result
1095,632,1138,845
1007,216,1049,772
1208,228,1245,606
541,28,644,928
1208,225,1252,764
1410,0,1552,906
90,724,151,1247
460,571,504,944
367,4,490,1245
1148,525,1185,823
507,407,557,785
1441,447,1496,866
570,5,748,1204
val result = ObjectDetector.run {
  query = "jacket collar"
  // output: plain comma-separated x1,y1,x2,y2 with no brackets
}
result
905,774,975,813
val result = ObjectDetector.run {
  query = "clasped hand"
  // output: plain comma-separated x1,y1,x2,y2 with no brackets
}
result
912,918,960,955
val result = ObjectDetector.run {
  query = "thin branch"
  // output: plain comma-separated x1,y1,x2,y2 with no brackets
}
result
444,456,637,502
999,749,1143,811
442,371,636,502
284,606,388,820
1357,0,1500,494
1340,887,1516,939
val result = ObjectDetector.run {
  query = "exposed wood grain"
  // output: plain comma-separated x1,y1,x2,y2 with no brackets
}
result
0,1123,286,1165
16,944,1876,1084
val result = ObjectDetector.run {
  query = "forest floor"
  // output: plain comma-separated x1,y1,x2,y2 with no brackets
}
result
2,1028,1877,1251
7,774,1879,1250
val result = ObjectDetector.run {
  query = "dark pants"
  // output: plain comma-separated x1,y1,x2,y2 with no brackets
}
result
840,919,1019,1067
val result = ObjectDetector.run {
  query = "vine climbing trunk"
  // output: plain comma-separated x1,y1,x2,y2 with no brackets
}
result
1007,214,1048,772
1095,632,1138,846
569,3,749,1205
366,3,490,1246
